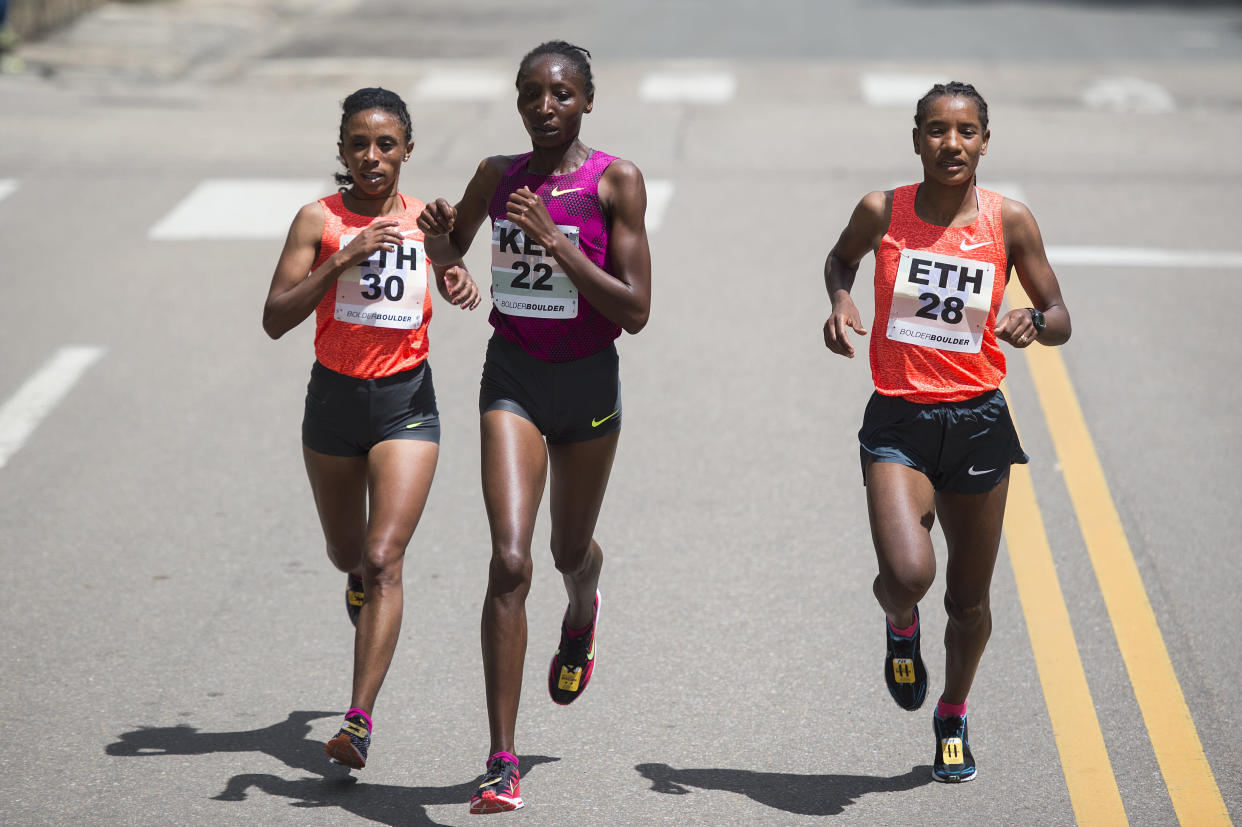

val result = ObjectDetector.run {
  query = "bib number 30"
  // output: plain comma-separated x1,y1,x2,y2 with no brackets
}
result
334,233,427,330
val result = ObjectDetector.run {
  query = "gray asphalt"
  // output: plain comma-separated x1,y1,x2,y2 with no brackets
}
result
1,1,1239,824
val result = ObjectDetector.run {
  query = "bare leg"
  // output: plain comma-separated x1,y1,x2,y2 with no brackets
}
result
479,410,547,756
302,445,367,576
865,460,938,629
547,431,618,628
303,439,439,715
935,476,1009,705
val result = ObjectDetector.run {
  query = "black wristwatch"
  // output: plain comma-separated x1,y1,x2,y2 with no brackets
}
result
1027,307,1046,336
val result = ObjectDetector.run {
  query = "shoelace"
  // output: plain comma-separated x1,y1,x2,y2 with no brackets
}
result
560,623,592,666
481,760,515,791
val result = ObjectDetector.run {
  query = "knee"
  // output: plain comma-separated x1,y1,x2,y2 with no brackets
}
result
879,563,935,605
489,543,533,592
325,541,364,574
362,539,405,591
550,538,596,578
944,592,991,632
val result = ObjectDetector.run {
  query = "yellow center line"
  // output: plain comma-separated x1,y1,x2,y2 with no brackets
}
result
1001,381,1127,825
1007,281,1230,825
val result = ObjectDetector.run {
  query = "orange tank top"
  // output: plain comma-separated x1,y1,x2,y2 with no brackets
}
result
870,185,1008,403
311,193,434,379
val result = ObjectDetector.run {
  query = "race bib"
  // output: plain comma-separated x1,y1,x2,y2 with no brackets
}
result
886,249,995,353
490,220,579,319
334,233,427,330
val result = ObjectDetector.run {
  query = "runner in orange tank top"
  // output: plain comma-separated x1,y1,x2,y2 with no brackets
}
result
262,87,479,772
821,82,1070,783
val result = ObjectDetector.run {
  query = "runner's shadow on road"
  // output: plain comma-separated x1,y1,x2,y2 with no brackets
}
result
635,762,932,816
105,710,558,826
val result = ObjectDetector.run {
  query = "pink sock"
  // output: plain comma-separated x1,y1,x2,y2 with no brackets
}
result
936,698,967,718
489,750,518,767
888,615,918,638
345,707,372,731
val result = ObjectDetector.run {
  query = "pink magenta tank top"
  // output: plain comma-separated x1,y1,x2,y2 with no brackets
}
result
487,150,620,362
312,193,434,379
871,185,1009,403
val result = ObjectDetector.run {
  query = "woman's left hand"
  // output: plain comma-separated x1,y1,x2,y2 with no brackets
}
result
443,264,481,310
995,308,1037,348
505,187,559,251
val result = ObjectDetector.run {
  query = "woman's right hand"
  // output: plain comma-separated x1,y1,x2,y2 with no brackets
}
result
824,296,868,358
417,198,457,237
338,218,404,267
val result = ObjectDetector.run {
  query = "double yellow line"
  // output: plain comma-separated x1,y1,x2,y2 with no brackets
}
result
1002,281,1230,825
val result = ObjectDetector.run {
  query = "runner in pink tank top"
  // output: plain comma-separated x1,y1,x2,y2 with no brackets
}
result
819,83,1071,784
418,41,652,815
487,148,620,361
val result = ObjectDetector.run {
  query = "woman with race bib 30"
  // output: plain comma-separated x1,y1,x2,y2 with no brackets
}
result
418,41,651,815
262,87,480,771
821,82,1070,783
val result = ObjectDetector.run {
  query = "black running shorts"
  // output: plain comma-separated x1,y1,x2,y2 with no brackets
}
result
302,360,440,456
858,388,1028,494
479,334,621,444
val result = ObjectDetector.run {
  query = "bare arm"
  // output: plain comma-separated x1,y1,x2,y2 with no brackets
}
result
261,202,404,339
823,190,889,358
996,198,1071,347
418,156,508,266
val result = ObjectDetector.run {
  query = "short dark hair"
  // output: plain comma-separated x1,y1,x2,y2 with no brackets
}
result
914,81,988,131
516,41,594,96
334,87,413,187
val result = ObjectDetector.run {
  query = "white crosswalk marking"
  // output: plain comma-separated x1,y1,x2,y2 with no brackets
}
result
861,73,944,107
1047,246,1242,268
0,179,17,205
0,346,106,470
645,179,674,231
1082,77,1175,114
639,71,736,104
413,69,510,102
149,179,327,240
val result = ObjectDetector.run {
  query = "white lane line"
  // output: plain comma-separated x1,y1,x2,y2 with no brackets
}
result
149,179,326,240
0,346,106,470
645,179,674,231
861,73,943,107
413,69,509,102
1047,246,1242,268
639,71,736,104
0,179,17,204
1082,77,1175,114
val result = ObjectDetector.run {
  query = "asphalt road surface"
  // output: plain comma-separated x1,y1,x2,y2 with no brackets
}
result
1,1,1240,824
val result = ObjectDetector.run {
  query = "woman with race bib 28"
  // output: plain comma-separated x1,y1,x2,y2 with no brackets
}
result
821,82,1070,783
418,41,651,815
262,87,479,772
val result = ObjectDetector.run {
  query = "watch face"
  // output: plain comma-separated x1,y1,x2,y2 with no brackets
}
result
1031,310,1046,332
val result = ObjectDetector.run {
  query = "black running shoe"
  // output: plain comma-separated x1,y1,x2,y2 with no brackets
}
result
548,590,599,706
346,572,364,627
884,605,927,710
469,754,523,814
325,710,370,769
932,712,977,783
